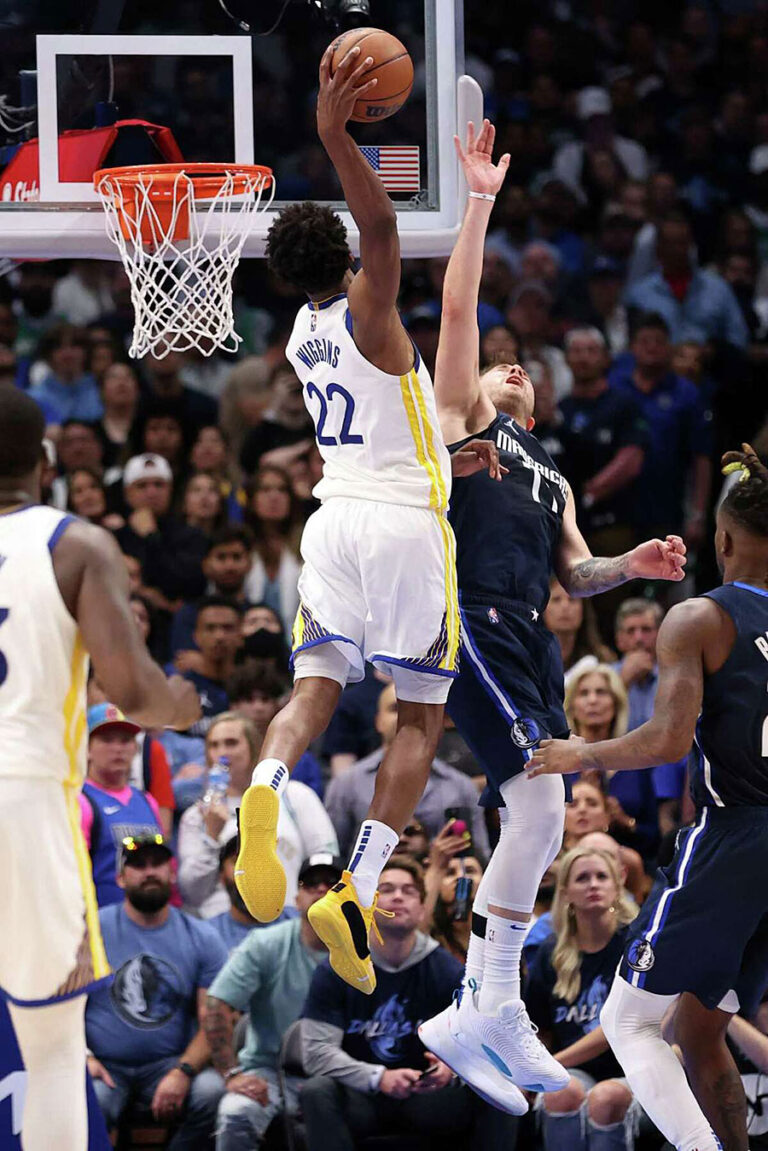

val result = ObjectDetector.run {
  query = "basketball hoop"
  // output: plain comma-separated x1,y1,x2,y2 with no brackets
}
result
94,163,275,360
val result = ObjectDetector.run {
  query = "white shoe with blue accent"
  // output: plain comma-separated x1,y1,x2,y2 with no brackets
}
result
422,988,570,1096
418,986,528,1116
477,997,571,1093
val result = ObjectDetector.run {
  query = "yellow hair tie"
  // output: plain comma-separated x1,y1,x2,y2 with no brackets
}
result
722,460,752,481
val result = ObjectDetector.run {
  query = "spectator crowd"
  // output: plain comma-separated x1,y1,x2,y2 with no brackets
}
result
4,2,768,1148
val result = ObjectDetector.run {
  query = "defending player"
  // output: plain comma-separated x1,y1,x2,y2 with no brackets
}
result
0,389,200,1150
418,120,687,1108
527,445,768,1151
234,44,461,994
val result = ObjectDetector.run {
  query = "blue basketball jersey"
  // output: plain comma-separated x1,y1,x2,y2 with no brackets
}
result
692,582,768,808
448,413,567,611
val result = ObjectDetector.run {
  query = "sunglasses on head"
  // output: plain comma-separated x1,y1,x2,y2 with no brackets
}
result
402,824,426,837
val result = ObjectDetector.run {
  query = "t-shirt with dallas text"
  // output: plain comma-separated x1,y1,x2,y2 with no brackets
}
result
524,926,630,1081
85,904,227,1065
302,936,462,1070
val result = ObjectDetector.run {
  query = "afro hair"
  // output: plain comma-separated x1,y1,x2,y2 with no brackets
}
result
265,201,351,295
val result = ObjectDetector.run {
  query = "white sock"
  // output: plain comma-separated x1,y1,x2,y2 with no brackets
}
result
251,757,288,796
9,996,88,1151
462,925,486,995
478,910,528,1013
346,819,398,907
601,977,722,1151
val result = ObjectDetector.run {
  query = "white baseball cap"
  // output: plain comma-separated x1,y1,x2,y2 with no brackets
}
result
123,453,173,488
750,145,768,176
577,87,612,120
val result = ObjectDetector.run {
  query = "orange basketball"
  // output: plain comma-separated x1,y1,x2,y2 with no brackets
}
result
329,27,413,123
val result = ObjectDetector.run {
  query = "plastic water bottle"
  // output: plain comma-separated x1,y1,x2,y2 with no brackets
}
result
201,757,231,811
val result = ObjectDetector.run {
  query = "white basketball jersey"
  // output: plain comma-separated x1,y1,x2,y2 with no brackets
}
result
0,506,88,784
287,294,452,511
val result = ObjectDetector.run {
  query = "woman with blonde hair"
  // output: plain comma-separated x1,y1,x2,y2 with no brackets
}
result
566,664,661,860
564,664,629,743
524,845,643,1150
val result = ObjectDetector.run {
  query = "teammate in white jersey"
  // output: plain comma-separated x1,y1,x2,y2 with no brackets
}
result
0,389,200,1150
234,43,461,994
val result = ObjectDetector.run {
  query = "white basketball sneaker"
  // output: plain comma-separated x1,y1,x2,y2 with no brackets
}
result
478,997,571,1093
418,987,528,1116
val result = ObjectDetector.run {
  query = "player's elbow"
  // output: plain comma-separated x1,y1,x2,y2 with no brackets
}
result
655,730,692,763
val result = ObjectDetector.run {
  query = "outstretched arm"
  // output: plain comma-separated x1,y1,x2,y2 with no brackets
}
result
528,599,711,777
435,120,509,431
316,44,410,369
556,489,687,597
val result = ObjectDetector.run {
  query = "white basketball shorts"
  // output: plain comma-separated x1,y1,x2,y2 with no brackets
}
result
291,498,460,704
0,777,109,1004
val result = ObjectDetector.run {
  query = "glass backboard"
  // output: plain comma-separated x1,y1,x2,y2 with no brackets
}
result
0,0,476,258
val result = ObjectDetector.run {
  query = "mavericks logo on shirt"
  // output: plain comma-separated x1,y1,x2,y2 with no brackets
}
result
111,955,185,1030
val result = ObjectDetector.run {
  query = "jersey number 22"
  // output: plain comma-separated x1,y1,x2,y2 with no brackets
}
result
306,382,363,446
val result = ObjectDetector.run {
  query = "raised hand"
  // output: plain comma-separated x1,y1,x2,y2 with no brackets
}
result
317,43,378,138
454,119,510,197
628,535,687,582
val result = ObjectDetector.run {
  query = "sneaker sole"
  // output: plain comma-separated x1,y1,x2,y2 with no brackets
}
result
418,1019,528,1116
308,900,376,995
234,786,286,923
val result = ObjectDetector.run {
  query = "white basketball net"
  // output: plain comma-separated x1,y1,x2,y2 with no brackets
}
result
95,167,275,360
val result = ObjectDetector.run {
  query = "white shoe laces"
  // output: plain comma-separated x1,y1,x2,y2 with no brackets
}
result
498,1003,548,1058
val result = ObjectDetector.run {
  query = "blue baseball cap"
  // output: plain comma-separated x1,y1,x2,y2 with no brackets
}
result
87,703,141,738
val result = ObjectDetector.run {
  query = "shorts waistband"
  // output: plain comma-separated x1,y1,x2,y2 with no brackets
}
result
459,592,539,615
701,804,768,825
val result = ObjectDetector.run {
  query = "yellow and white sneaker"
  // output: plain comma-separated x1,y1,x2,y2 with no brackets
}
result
307,870,393,995
234,785,286,923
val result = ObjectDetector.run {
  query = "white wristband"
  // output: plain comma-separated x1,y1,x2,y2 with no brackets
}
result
468,191,496,202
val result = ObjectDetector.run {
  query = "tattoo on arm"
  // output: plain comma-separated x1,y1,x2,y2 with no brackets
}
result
204,996,237,1074
567,554,631,597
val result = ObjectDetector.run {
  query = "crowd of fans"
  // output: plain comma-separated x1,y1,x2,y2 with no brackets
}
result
4,2,768,1148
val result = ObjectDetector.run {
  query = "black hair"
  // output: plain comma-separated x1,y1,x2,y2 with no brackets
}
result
38,323,90,364
219,835,239,868
721,446,768,538
226,660,288,705
194,595,242,624
265,201,351,294
0,389,45,479
205,524,255,556
630,311,670,340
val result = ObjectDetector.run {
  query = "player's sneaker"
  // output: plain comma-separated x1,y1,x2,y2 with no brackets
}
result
307,870,393,995
234,786,286,923
419,986,528,1116
474,997,571,1093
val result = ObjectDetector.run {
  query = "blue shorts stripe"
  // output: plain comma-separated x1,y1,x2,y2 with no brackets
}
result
633,809,709,990
459,606,533,763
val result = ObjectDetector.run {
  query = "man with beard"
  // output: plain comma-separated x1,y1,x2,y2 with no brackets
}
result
208,836,297,954
85,834,227,1147
299,858,520,1149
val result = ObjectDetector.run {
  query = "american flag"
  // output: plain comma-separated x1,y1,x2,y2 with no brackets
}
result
359,145,421,192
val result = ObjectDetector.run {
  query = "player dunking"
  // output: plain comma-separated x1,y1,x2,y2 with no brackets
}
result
529,445,768,1151
418,120,687,1110
0,389,200,1150
234,44,461,994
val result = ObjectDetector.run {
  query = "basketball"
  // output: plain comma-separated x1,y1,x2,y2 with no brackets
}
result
329,27,414,123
